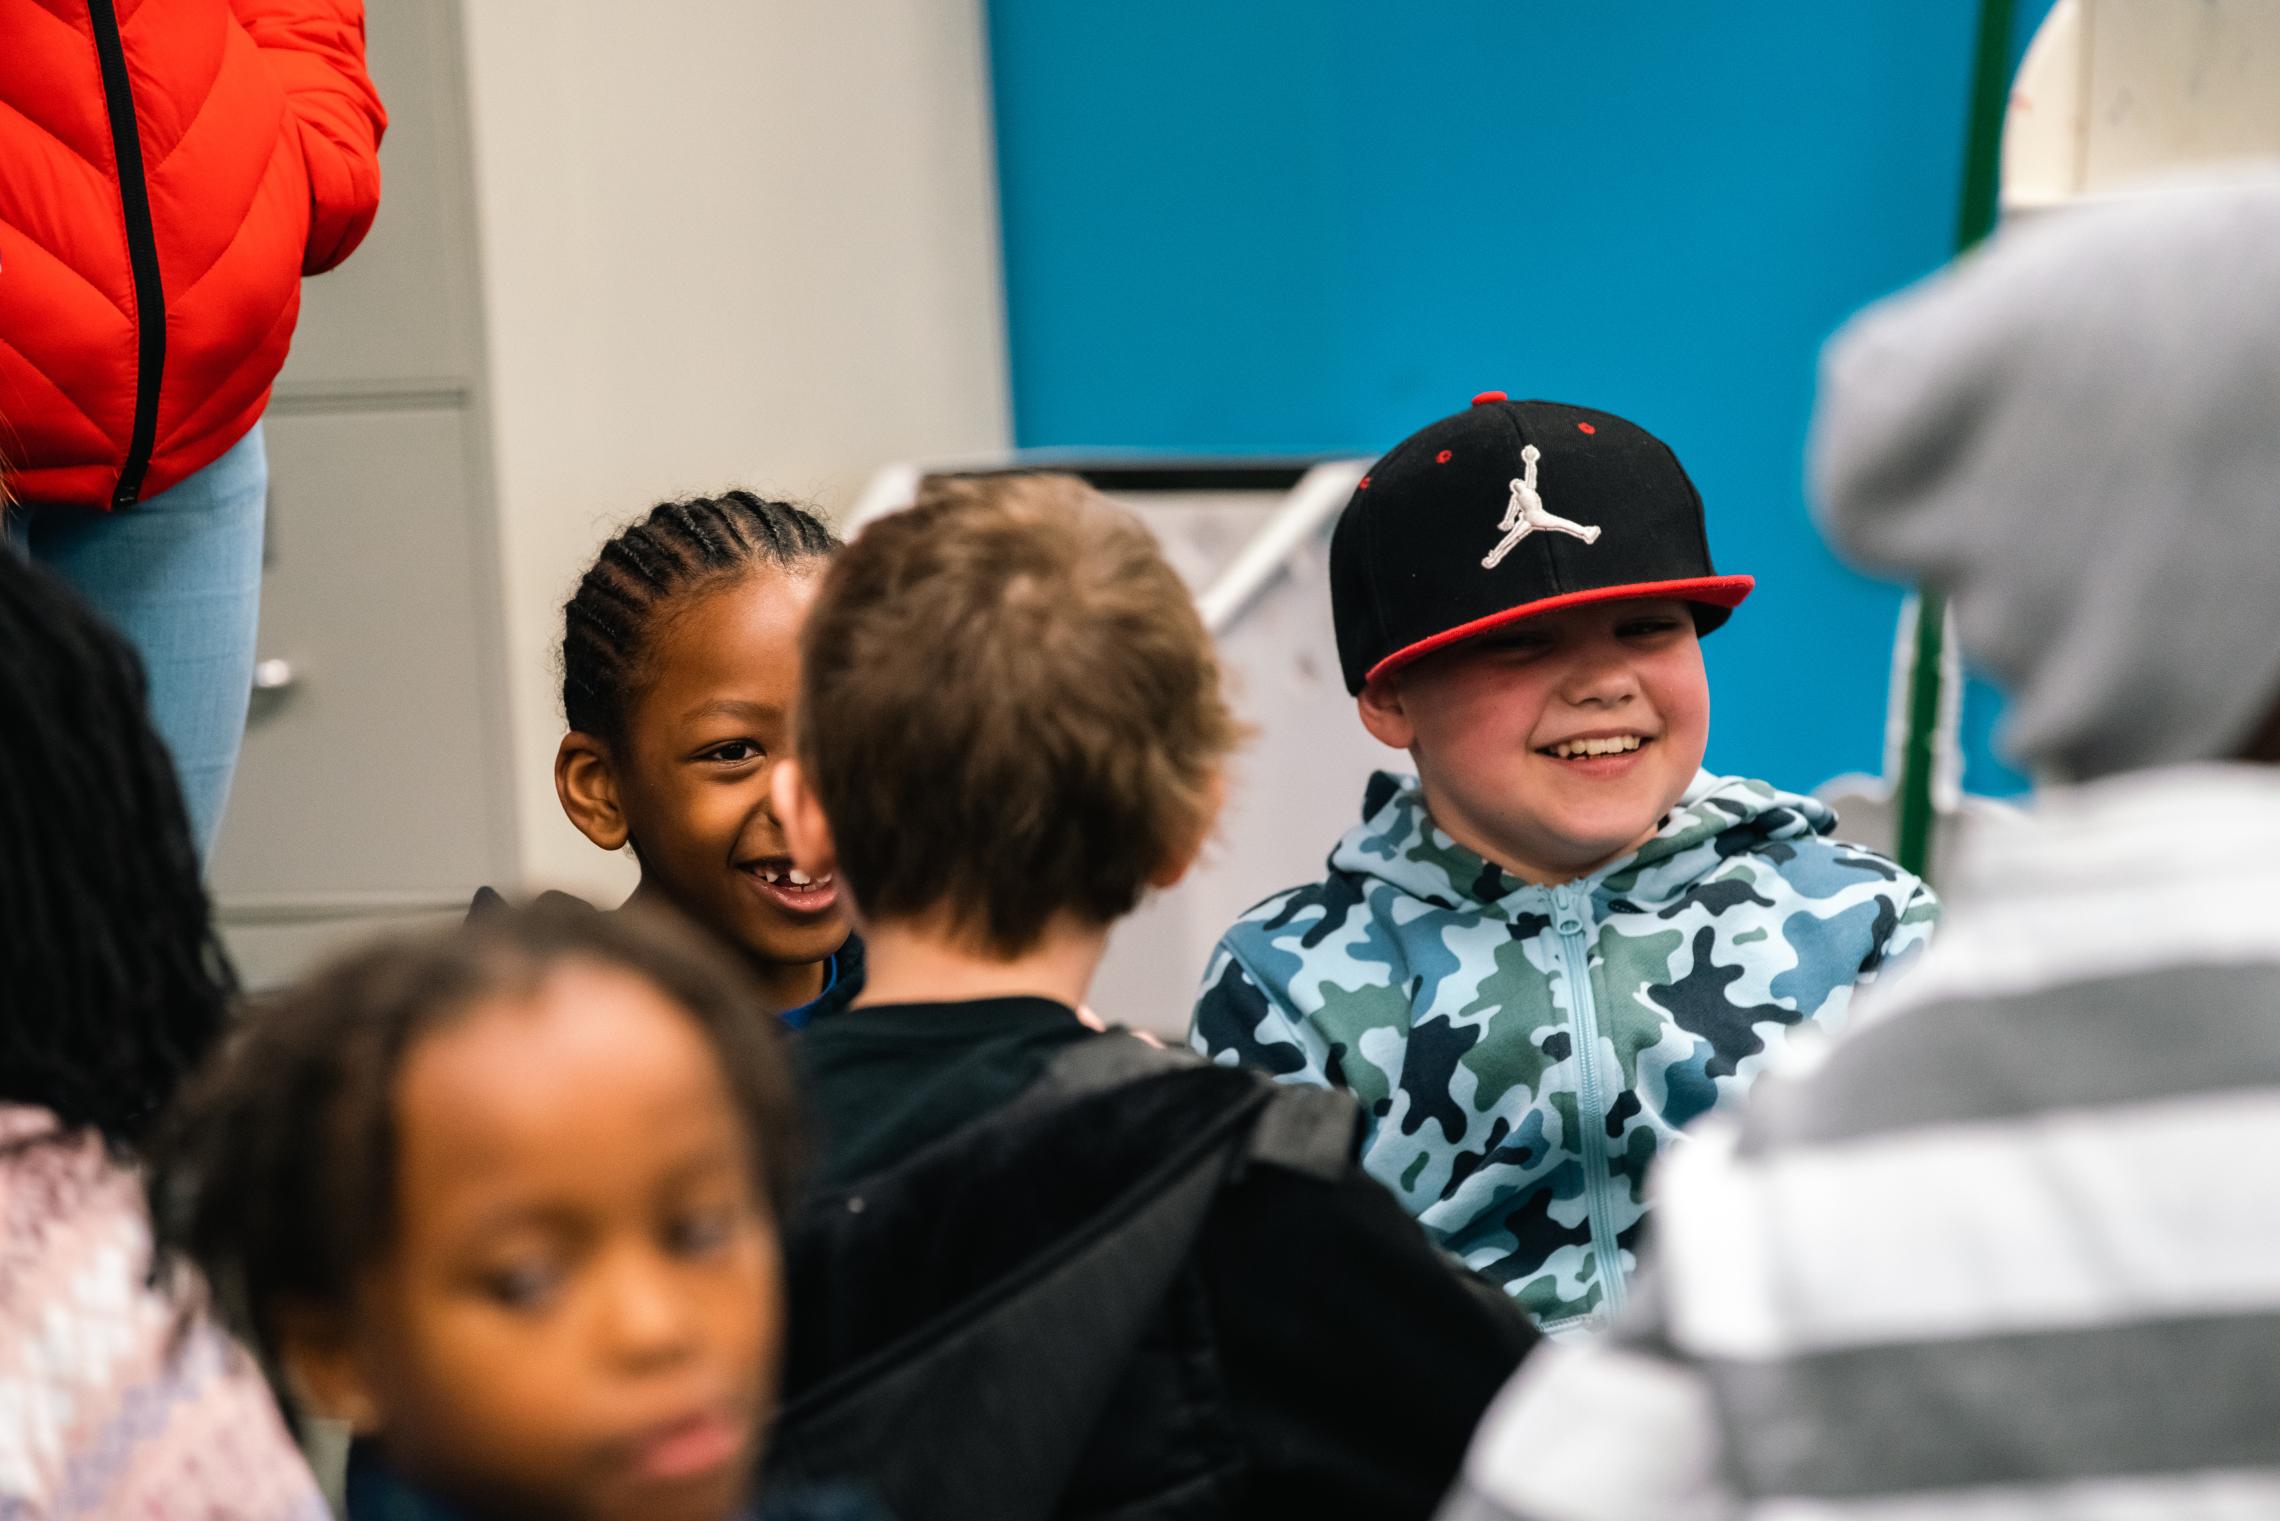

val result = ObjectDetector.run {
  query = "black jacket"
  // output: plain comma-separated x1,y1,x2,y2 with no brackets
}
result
771,1001,1537,1521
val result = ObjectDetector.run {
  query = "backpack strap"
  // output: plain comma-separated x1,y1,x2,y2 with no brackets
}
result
767,1033,1366,1521
1009,1028,1207,1106
1028,1031,1361,1182
1241,1081,1362,1182
768,1091,1252,1520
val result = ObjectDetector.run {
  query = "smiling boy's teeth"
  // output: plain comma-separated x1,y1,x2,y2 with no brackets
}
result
1552,735,1643,759
751,864,834,890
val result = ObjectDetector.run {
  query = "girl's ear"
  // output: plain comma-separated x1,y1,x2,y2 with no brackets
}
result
275,1304,382,1433
555,732,630,851
771,758,838,881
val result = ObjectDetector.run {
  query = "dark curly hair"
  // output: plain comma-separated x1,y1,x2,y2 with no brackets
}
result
0,552,235,1152
147,900,805,1365
562,490,839,746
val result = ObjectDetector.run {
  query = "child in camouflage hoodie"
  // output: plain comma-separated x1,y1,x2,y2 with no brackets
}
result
1190,395,1936,1335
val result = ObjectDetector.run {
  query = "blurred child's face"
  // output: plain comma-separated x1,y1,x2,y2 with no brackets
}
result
1359,598,1710,882
616,570,849,990
339,963,780,1521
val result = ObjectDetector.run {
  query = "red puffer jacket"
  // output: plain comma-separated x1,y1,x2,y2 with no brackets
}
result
0,0,385,510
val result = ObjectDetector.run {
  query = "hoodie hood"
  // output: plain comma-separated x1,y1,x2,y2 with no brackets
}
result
1812,179,2280,782
1328,769,1838,915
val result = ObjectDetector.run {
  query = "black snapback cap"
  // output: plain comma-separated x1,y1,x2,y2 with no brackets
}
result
1329,393,1754,693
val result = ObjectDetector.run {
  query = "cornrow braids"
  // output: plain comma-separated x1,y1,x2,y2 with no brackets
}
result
146,901,805,1367
562,490,839,745
0,554,235,1154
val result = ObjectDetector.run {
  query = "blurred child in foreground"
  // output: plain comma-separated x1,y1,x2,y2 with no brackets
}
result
1439,178,2280,1521
153,905,879,1521
0,551,322,1516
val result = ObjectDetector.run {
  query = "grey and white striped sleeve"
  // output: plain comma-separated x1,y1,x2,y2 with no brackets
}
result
1436,1270,1740,1521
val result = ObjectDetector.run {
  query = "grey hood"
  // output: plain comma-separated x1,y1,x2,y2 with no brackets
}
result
1811,176,2280,783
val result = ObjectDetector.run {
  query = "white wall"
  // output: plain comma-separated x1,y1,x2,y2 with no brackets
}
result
2006,0,2280,209
458,0,1012,897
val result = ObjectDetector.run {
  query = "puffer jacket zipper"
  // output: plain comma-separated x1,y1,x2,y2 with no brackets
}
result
1550,881,1627,1321
87,0,165,508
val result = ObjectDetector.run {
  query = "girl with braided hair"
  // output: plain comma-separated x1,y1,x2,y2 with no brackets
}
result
532,491,859,1025
0,551,324,1515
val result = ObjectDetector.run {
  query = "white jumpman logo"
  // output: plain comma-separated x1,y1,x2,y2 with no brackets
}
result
1482,445,1601,569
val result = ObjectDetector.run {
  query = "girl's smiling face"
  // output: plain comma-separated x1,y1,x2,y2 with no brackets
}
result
1358,598,1711,883
326,962,781,1521
561,567,850,1012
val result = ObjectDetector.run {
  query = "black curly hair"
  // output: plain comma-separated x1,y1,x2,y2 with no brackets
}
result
0,552,235,1152
147,900,805,1365
562,490,839,746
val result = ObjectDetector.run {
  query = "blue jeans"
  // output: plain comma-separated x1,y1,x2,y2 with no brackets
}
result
5,425,267,860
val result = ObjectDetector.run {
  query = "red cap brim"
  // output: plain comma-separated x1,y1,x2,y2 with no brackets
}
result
1362,575,1756,688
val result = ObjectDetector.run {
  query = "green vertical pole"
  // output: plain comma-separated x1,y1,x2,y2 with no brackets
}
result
1894,0,2015,879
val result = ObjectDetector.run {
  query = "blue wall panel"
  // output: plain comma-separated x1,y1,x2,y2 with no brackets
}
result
986,0,2053,798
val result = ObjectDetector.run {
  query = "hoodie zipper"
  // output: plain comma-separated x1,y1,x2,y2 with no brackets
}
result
87,0,166,508
1551,881,1627,1321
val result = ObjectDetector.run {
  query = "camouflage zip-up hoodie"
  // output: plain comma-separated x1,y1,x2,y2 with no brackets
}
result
1189,769,1937,1335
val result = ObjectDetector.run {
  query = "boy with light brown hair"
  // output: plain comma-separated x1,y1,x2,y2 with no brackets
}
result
764,472,1535,1521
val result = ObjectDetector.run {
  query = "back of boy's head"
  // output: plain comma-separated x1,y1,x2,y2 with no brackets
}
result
149,902,802,1366
561,490,839,746
798,473,1238,956
0,553,235,1153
